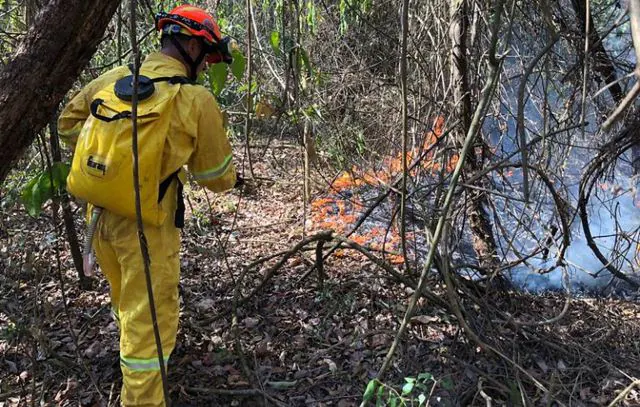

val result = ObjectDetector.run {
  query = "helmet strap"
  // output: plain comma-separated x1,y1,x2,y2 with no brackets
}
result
170,36,207,80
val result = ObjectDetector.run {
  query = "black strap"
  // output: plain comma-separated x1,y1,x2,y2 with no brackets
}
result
151,76,195,85
128,62,193,85
175,180,185,228
158,170,179,202
158,169,185,228
90,99,131,122
169,36,206,80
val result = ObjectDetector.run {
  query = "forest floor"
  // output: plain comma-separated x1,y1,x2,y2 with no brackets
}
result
1,141,640,406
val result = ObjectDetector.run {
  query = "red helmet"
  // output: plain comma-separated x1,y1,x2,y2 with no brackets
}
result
155,5,227,64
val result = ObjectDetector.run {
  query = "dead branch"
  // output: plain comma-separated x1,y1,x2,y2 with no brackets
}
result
602,0,640,131
516,34,560,200
331,234,447,308
607,380,640,407
578,122,640,288
128,0,170,402
238,230,333,304
315,239,325,290
439,224,555,401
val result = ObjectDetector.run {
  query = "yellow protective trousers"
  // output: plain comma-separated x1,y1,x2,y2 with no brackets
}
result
93,183,180,407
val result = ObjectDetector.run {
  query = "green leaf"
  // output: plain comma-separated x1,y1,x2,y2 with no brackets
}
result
230,49,246,81
339,0,348,33
270,31,281,56
363,380,377,402
418,394,427,405
36,173,53,205
21,170,55,218
389,395,398,407
208,63,228,96
306,0,317,34
299,47,313,77
51,162,70,192
440,377,454,391
417,373,433,382
20,176,38,216
402,381,415,395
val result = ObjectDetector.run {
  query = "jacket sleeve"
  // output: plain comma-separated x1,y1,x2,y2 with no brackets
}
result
188,90,237,193
58,67,128,147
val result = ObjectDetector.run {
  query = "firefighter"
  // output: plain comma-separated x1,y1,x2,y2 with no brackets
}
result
58,5,236,406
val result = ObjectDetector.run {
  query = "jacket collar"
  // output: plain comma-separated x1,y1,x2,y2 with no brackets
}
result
142,52,189,77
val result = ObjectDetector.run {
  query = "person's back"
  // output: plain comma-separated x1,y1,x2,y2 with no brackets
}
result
58,5,236,406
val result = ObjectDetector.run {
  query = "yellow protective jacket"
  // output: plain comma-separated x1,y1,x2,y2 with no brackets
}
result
59,52,236,196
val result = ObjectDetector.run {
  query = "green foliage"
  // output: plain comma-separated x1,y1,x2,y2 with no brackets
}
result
20,162,69,217
270,31,281,56
362,373,438,406
0,321,26,343
230,49,246,81
363,380,377,401
298,47,313,77
295,46,313,89
339,0,348,34
305,0,317,35
205,48,247,96
208,63,228,96
338,0,372,34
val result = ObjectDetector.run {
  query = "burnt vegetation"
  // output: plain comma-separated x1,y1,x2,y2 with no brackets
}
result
1,0,640,406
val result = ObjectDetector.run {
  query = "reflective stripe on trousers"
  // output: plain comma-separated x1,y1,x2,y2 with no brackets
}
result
121,356,171,372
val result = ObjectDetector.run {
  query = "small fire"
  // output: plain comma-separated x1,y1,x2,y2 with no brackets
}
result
311,117,454,265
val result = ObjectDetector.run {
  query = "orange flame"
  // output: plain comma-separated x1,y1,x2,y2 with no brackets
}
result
311,117,452,265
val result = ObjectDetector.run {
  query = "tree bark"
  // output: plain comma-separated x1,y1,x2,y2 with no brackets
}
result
570,0,640,172
450,0,499,273
0,0,121,186
570,0,623,102
49,119,89,289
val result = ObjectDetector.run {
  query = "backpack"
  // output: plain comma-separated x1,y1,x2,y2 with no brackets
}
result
67,66,192,227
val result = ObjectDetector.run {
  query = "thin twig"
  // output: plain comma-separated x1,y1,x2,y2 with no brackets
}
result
244,0,255,179
607,380,640,407
128,0,171,404
398,0,411,273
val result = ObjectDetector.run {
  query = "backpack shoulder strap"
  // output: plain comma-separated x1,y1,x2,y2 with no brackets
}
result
151,76,195,85
158,169,185,229
90,99,132,122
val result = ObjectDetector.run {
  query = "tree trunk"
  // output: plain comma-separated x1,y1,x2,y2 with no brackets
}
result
450,0,499,273
0,0,121,186
570,0,640,173
570,0,623,102
49,119,89,289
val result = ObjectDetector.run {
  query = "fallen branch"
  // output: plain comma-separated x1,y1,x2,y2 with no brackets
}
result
607,380,640,407
439,225,554,401
238,231,333,305
0,389,23,402
331,234,447,308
